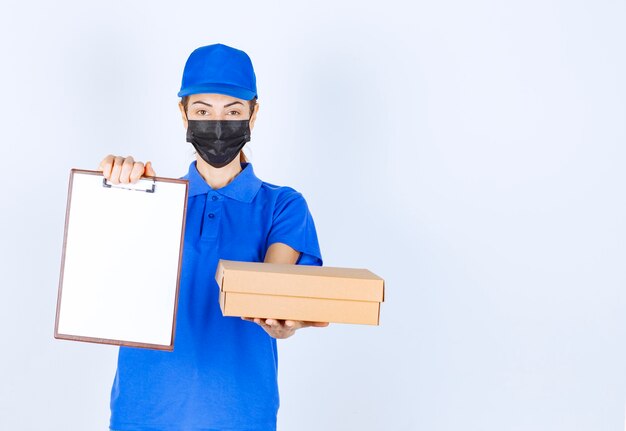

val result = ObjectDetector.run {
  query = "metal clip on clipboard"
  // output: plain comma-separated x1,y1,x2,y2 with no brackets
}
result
102,177,156,193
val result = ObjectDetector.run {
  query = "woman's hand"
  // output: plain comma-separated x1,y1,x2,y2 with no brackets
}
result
98,154,156,184
252,243,330,338
241,317,329,339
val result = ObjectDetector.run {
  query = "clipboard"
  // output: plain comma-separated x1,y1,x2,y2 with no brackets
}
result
54,169,188,351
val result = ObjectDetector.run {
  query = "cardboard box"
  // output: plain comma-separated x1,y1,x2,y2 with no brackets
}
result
214,260,385,325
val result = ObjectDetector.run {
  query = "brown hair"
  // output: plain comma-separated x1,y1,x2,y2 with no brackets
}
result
181,95,258,164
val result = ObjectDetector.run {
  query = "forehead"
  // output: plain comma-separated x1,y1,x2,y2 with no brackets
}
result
188,93,247,105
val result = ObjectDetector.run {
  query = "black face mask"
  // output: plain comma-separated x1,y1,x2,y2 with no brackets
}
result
186,119,251,168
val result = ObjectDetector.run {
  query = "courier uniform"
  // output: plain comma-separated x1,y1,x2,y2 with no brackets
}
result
109,160,323,431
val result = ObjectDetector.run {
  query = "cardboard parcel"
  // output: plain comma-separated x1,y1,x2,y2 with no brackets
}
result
215,260,385,325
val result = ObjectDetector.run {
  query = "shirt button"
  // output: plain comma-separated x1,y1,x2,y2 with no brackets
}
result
208,213,215,219
211,195,218,201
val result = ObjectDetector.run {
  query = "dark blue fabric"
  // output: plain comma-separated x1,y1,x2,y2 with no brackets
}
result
109,161,322,431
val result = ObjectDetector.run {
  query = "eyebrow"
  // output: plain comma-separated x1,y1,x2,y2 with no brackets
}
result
191,101,244,108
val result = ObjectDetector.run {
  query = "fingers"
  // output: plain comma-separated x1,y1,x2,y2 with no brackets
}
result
309,321,330,327
98,155,155,184
266,319,296,339
145,161,156,177
285,320,330,328
265,318,280,327
119,156,136,183
98,154,115,179
108,156,125,184
254,317,277,328
252,318,290,329
283,320,305,330
129,161,145,183
242,317,329,328
241,317,330,339
242,317,294,339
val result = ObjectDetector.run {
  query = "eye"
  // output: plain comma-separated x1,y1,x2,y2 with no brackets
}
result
197,109,208,116
227,110,241,116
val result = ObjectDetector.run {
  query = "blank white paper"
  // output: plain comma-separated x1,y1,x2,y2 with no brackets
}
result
56,171,187,348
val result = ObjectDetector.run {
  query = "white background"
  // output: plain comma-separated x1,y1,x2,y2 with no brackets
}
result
0,1,625,430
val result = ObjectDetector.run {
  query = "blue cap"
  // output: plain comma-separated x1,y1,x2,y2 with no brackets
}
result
177,43,257,100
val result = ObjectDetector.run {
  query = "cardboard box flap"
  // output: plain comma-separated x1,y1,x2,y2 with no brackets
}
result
215,260,384,303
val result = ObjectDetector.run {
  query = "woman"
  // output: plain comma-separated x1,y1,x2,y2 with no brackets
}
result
99,43,329,431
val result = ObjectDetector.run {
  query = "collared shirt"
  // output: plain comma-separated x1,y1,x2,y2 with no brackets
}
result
109,161,323,431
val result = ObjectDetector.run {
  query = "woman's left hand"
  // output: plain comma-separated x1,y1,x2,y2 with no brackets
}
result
241,317,329,339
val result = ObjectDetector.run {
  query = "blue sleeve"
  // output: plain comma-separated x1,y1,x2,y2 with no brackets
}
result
266,188,323,266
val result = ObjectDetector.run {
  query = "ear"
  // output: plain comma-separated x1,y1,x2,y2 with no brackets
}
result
249,102,260,132
178,101,188,129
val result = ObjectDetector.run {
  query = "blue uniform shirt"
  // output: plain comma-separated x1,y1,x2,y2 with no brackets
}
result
109,161,323,431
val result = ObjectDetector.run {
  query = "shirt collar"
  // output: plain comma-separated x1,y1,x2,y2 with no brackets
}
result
184,161,263,203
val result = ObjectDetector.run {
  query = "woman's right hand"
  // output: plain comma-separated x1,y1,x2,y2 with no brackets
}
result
98,155,156,185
